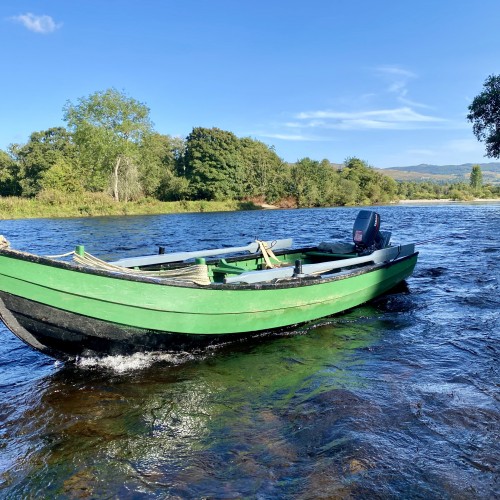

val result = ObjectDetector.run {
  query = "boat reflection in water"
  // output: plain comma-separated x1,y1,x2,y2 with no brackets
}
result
4,310,389,498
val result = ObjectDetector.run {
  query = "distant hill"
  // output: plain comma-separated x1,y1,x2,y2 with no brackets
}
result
379,162,500,185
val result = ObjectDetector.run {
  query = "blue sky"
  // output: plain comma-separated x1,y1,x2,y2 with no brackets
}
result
1,1,499,168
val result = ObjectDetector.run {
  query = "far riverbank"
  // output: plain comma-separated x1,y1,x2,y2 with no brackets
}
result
0,194,259,220
397,198,499,204
258,198,500,209
0,193,498,220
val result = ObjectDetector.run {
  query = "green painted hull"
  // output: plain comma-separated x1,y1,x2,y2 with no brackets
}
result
0,248,418,359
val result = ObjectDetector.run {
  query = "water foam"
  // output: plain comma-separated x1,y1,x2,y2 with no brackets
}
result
75,351,198,373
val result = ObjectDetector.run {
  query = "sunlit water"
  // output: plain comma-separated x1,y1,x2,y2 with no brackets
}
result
0,204,499,498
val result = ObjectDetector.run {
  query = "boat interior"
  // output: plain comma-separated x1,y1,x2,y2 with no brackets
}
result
130,210,395,284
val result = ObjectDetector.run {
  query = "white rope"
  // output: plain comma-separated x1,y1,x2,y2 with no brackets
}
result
44,251,75,259
1,238,210,284
0,235,10,249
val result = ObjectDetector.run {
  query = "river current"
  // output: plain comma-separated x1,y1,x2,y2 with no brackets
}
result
0,203,498,498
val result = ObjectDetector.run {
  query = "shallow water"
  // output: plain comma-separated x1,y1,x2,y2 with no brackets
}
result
0,204,499,498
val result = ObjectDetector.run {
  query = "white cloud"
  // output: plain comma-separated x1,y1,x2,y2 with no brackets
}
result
373,65,435,109
259,65,459,145
257,133,323,142
294,107,446,130
389,81,407,94
10,13,61,34
398,96,433,110
376,66,417,79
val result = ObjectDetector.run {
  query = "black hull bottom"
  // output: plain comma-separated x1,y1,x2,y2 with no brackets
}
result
0,281,410,361
0,292,255,360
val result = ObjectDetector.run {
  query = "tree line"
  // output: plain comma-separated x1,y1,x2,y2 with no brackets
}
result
0,88,498,208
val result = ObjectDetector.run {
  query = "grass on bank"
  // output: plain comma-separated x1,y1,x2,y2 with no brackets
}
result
0,191,260,220
1,190,498,220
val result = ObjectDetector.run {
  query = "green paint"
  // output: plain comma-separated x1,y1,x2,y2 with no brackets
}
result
0,249,418,337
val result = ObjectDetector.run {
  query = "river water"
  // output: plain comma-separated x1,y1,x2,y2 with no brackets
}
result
0,204,498,499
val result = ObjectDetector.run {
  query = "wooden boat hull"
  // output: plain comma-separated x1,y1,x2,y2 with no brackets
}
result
0,248,418,360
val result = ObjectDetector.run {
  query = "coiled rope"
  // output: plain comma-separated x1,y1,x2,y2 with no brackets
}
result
1,236,209,284
42,249,211,286
0,235,10,249
74,251,210,285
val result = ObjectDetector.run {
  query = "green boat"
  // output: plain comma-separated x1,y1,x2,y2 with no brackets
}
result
0,211,418,360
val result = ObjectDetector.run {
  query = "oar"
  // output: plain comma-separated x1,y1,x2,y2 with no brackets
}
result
225,244,416,284
109,238,294,268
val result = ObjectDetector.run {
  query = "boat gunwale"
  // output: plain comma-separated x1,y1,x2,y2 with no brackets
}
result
0,247,419,291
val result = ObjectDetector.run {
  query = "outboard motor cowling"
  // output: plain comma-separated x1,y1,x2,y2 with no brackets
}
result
353,210,380,252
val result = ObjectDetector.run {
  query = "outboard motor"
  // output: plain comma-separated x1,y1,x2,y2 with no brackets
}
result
353,210,380,252
318,210,391,255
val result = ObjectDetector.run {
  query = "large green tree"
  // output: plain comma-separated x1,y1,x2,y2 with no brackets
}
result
467,75,500,159
184,127,244,200
337,157,399,205
238,137,285,202
0,149,21,196
8,127,76,197
139,133,186,198
289,158,339,207
63,88,153,200
139,133,190,201
339,157,376,204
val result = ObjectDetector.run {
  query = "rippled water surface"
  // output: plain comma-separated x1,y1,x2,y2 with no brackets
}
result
0,204,499,498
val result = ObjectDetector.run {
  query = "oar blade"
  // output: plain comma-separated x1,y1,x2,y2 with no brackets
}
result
109,238,294,268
